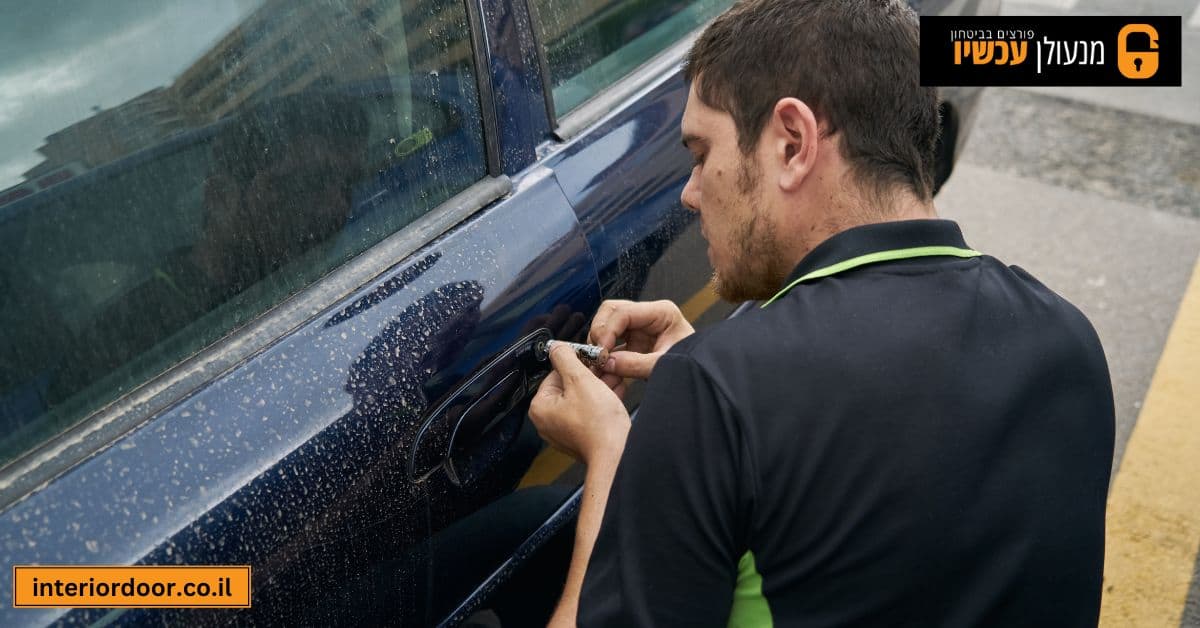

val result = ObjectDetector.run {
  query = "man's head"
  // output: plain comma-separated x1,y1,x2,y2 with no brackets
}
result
680,0,940,301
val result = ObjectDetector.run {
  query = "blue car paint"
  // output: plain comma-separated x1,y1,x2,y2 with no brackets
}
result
544,62,713,306
429,17,727,628
0,0,988,624
0,166,600,626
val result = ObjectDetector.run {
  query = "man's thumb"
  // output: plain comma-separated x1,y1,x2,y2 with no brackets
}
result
605,350,658,380
548,344,592,381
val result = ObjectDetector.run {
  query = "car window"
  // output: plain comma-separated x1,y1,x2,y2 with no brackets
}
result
530,0,734,116
0,0,486,469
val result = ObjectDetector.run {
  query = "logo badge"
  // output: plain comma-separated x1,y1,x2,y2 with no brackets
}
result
920,16,1180,87
1117,24,1159,79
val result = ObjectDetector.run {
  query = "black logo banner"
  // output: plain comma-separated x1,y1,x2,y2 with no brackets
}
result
920,16,1182,86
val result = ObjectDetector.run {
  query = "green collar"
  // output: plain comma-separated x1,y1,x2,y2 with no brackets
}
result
761,245,982,308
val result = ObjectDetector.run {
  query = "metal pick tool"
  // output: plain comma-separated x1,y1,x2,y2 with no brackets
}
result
536,339,611,369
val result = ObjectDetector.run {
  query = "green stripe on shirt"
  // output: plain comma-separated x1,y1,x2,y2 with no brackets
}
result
761,245,983,308
729,551,773,627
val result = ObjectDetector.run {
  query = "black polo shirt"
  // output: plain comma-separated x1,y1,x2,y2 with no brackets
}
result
578,219,1114,627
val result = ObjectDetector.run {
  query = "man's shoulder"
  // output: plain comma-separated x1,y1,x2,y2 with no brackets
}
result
1001,262,1109,366
986,259,1102,335
668,257,1107,377
669,305,773,356
664,302,823,379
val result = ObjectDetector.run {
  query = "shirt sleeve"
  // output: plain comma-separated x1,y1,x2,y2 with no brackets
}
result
577,350,754,627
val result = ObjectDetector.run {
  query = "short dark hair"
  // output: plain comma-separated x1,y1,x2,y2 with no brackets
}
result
684,0,940,201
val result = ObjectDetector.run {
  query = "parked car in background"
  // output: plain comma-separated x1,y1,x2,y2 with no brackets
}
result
0,0,994,625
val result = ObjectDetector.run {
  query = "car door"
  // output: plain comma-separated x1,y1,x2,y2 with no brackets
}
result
424,1,746,625
536,0,738,329
427,0,1001,623
0,0,598,625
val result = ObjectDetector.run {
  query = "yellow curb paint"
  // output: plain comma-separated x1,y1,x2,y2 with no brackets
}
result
680,281,720,322
518,447,577,489
519,283,722,488
1100,254,1200,627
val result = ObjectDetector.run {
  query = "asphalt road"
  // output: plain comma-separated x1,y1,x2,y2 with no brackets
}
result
936,1,1200,624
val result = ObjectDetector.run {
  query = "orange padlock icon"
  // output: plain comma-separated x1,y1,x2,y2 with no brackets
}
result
1118,24,1159,79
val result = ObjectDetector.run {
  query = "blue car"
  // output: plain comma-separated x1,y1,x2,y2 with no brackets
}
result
0,0,992,625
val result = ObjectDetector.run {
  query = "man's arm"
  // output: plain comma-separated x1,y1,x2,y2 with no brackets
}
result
548,445,624,627
530,299,741,626
528,344,632,626
531,341,751,626
574,351,749,626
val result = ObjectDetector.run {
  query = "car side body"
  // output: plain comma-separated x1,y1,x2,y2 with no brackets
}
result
0,0,995,625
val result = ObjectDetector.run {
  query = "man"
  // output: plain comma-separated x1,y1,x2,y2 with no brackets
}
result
529,0,1115,626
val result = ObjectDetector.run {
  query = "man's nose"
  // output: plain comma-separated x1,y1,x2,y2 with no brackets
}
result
680,168,701,213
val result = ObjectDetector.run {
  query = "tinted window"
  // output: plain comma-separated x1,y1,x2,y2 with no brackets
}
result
530,0,733,115
0,0,486,468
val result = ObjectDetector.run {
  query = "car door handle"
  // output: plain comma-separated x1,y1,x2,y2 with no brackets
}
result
409,328,552,483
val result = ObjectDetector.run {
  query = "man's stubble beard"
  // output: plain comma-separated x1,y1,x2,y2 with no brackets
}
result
711,157,798,302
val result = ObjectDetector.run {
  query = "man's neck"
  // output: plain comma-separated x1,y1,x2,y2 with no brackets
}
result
780,185,939,277
840,183,938,224
883,194,939,222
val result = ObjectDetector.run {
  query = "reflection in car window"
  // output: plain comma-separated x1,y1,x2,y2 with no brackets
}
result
530,0,733,115
0,0,486,468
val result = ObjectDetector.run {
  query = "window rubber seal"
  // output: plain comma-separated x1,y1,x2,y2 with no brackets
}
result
464,0,503,176
522,0,559,130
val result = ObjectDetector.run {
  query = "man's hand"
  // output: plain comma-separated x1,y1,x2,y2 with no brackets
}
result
589,299,695,383
529,343,630,465
529,343,632,628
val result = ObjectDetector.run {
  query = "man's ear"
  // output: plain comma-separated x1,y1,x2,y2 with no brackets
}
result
770,98,819,191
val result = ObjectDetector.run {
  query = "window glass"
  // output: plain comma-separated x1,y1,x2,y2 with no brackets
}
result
0,0,486,467
530,0,734,115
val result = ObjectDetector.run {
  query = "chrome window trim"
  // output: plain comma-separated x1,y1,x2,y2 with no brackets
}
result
0,176,512,508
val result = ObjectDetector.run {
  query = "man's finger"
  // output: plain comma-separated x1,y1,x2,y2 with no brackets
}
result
604,349,659,380
548,343,595,383
600,372,623,390
529,371,564,429
589,300,673,349
587,299,631,349
537,370,564,395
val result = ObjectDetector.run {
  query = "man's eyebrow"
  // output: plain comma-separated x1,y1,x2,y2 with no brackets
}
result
681,133,707,149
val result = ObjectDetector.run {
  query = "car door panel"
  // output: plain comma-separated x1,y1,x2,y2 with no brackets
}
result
0,0,740,626
436,0,999,623
432,10,743,627
546,65,733,323
0,166,598,627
